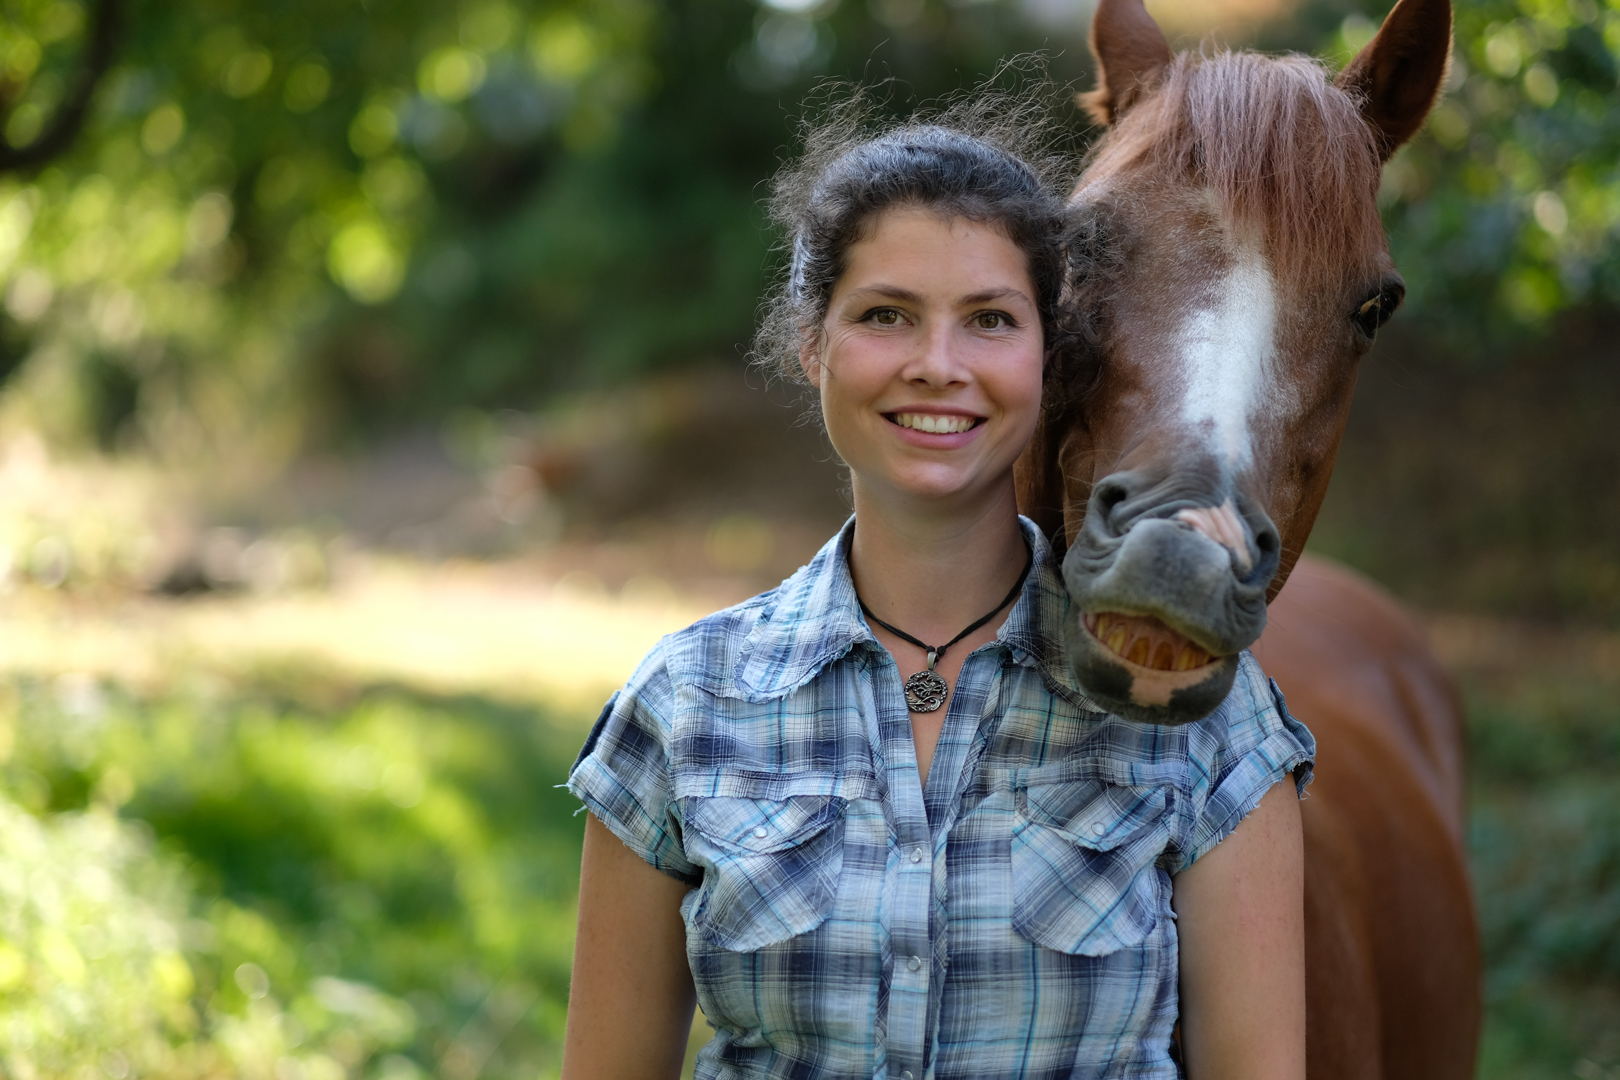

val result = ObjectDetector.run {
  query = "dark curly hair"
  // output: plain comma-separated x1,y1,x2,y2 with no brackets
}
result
752,81,1088,389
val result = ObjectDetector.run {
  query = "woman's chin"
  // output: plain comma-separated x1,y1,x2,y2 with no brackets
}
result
853,459,1016,508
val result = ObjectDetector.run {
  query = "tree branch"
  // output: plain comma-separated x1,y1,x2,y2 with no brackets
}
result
0,0,125,173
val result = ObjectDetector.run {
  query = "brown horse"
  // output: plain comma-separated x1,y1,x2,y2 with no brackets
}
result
1015,0,1481,1073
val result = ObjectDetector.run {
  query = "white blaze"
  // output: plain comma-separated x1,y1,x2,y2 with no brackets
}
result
1176,250,1277,468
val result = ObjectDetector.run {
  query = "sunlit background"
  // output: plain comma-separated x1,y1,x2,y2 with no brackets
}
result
0,0,1616,1075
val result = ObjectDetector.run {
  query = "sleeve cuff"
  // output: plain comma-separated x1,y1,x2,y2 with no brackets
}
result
569,757,701,885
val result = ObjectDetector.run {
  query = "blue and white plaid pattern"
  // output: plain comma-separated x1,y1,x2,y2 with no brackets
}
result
569,519,1314,1080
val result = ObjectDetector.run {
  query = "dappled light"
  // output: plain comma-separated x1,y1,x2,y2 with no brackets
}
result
0,0,1616,1075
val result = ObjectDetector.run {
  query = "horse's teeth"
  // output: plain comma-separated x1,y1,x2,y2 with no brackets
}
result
1173,645,1209,671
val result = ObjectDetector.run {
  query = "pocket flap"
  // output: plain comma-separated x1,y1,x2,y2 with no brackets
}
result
685,794,843,855
1022,779,1168,852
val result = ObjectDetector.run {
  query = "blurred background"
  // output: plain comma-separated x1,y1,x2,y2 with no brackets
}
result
0,0,1615,1075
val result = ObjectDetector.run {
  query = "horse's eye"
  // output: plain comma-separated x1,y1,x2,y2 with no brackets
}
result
1350,279,1405,338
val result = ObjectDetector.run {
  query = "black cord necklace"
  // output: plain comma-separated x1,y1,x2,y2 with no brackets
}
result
856,543,1033,714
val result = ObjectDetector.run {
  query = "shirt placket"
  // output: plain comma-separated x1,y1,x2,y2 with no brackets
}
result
867,649,935,1080
920,647,1007,1078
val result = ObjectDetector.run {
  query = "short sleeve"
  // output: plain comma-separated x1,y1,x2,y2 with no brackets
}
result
1166,652,1316,875
567,651,701,884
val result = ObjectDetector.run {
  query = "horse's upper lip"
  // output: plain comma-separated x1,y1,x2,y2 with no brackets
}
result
1062,516,1269,659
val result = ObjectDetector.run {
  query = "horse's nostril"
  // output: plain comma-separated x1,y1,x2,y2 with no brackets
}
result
1088,480,1136,538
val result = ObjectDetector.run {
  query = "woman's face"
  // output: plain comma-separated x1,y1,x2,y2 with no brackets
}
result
805,207,1045,512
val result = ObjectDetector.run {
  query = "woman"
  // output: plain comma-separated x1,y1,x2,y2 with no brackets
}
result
563,110,1313,1079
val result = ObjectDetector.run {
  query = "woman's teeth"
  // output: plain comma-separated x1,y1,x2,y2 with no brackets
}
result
892,413,977,434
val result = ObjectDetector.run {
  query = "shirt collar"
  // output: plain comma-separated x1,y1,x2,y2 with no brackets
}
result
735,516,1095,710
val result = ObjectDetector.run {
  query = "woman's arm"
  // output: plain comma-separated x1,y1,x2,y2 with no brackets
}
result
1172,780,1306,1080
561,812,698,1080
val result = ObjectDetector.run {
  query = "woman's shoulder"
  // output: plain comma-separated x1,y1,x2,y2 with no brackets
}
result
1186,652,1316,763
632,528,861,703
627,584,781,696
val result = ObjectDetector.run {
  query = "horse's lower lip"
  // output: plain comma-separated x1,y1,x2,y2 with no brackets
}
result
1082,611,1221,672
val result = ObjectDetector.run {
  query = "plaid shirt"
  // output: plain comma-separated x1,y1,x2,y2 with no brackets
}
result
569,518,1314,1080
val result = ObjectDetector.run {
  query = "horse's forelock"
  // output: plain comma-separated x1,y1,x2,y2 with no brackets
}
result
1083,50,1386,291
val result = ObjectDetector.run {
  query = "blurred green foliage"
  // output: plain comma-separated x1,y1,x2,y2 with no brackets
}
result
0,0,1091,461
1,0,1617,458
1465,672,1620,1077
1353,0,1620,336
0,672,588,1079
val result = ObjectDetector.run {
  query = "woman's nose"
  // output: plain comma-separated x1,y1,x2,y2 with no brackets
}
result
903,322,967,386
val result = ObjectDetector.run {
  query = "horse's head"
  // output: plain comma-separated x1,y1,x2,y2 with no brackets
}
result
1018,0,1451,723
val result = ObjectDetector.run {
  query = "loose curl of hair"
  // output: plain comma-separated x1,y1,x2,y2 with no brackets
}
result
752,79,1090,394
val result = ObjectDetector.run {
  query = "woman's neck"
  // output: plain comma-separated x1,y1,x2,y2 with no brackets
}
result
847,479,1029,647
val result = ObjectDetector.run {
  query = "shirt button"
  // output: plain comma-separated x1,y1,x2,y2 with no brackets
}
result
752,826,768,839
902,1072,915,1080
907,955,922,972
910,848,924,864
1091,821,1106,836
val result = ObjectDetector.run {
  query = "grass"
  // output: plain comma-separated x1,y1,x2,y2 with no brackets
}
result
0,672,593,1079
0,581,1614,1077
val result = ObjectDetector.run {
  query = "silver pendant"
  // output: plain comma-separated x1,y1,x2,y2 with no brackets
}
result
904,669,949,713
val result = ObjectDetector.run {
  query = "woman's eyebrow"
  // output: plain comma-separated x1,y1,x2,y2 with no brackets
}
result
843,285,1033,306
843,284,923,304
959,287,1033,307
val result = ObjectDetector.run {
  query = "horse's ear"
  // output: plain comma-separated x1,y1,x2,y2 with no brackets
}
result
1080,0,1173,126
1335,0,1453,160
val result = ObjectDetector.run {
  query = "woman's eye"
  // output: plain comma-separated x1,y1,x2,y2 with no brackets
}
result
869,308,900,326
972,312,1010,330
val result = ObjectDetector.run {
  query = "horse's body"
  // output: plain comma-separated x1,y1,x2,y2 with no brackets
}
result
1255,556,1479,1077
1016,0,1482,1070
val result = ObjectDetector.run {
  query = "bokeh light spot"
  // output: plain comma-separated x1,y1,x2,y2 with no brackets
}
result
418,47,487,103
140,103,185,156
530,15,598,83
235,960,271,999
223,49,274,98
349,102,400,158
284,61,331,112
328,221,405,304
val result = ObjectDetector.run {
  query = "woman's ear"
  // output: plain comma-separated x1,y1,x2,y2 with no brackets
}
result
798,330,824,388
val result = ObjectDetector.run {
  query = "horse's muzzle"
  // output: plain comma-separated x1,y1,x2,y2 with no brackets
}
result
1060,477,1277,724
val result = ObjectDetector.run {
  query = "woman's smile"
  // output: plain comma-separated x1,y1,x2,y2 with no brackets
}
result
882,409,987,451
886,411,982,435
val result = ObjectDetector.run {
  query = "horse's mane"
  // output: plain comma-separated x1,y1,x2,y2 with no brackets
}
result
1079,50,1386,289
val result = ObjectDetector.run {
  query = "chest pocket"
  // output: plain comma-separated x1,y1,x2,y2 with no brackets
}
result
1011,772,1173,956
682,794,846,953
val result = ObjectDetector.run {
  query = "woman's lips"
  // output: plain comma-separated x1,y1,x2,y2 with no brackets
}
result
1082,611,1221,672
